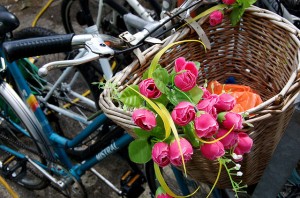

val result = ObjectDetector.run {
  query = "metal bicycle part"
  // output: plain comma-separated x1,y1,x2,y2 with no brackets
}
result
12,27,111,151
0,80,52,190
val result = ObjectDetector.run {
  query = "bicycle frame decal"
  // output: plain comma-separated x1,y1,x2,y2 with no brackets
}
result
26,94,40,112
95,142,118,161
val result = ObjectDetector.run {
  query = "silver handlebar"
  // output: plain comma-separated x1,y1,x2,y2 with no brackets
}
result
38,34,114,77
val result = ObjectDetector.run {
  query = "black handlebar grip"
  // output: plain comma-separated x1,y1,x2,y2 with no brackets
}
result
2,33,75,62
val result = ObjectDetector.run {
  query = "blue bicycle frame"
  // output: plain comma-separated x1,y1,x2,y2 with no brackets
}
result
0,47,134,180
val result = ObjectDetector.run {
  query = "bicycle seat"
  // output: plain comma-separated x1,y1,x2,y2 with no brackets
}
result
0,6,20,36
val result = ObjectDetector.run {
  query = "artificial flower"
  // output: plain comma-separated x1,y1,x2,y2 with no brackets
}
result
171,101,196,126
214,93,236,112
201,141,225,160
152,142,170,167
234,132,253,155
218,112,243,131
139,78,162,99
169,138,193,166
132,109,156,131
209,10,224,26
194,112,219,138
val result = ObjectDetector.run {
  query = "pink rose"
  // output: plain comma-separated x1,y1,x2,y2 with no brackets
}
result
214,93,236,112
222,0,236,5
174,71,197,92
201,141,225,160
139,78,162,99
194,113,219,138
171,102,196,126
175,57,198,76
216,128,238,149
218,112,243,131
169,138,193,166
234,132,253,155
152,142,170,167
174,57,198,92
199,86,212,99
132,109,156,131
209,10,224,26
196,94,219,118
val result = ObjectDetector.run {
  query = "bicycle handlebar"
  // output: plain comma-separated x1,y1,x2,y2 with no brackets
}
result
2,0,212,76
3,34,75,62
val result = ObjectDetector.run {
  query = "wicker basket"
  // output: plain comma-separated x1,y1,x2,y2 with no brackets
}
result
99,6,300,188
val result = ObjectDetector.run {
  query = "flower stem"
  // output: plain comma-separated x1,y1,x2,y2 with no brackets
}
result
206,159,222,198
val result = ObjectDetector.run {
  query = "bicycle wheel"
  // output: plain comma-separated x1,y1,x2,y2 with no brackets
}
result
0,81,51,190
145,160,211,197
61,0,128,35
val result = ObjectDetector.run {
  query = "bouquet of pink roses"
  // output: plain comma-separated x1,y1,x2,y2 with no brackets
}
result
119,56,254,197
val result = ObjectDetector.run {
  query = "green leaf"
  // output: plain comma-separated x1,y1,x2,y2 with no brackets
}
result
119,85,143,107
166,88,191,106
238,0,256,7
194,61,201,70
128,139,152,163
152,68,170,94
244,122,254,127
187,86,203,104
143,64,162,79
230,5,245,26
150,126,165,140
152,94,169,106
134,128,151,139
231,0,257,26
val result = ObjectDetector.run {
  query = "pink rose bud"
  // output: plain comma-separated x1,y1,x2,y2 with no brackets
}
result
174,71,197,92
132,109,156,131
218,112,243,131
201,141,225,160
194,113,219,138
234,132,253,155
169,138,193,166
214,93,236,112
209,10,224,26
175,57,187,72
175,57,198,77
139,78,162,99
174,57,198,92
197,94,219,118
171,102,196,126
199,86,211,99
222,0,236,5
215,128,238,149
152,142,170,167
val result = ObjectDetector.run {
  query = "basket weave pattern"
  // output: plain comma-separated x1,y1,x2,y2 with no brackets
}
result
100,7,300,188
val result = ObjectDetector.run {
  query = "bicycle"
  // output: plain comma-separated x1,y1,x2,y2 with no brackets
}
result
1,1,214,197
60,0,177,35
254,0,300,29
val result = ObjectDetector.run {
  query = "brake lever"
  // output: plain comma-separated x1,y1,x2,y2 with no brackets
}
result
38,36,114,77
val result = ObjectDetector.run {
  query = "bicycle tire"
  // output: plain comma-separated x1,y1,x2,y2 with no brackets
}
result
61,0,129,35
145,160,211,197
13,27,127,160
0,80,51,190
